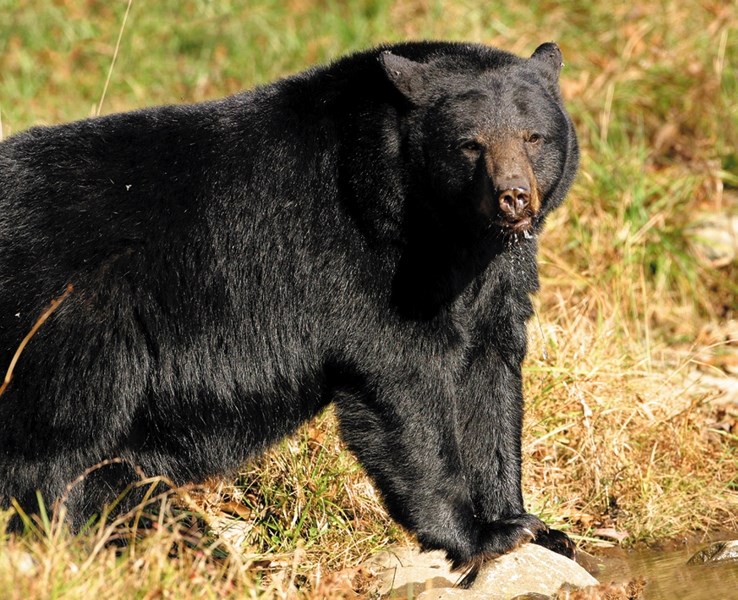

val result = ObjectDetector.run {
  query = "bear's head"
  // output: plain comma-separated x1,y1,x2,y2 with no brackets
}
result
380,43,578,238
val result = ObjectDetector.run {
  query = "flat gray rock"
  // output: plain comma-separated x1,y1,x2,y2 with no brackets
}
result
364,547,459,596
368,543,599,599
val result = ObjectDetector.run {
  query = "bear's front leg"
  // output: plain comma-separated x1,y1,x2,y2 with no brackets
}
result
334,367,489,568
455,338,575,563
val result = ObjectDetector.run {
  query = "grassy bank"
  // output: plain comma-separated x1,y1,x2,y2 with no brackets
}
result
1,0,736,597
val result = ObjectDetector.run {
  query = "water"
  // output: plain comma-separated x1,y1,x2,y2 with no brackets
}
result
597,541,738,600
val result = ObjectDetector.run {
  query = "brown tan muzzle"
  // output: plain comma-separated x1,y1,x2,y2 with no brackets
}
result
481,137,541,233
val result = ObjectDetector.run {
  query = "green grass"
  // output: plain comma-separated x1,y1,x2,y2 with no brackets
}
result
1,0,737,597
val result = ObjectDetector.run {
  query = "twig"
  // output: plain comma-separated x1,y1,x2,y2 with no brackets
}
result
0,283,74,397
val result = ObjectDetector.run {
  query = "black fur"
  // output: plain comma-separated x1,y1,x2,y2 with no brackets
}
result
0,41,578,567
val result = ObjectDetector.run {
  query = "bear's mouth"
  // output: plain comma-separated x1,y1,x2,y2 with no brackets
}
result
497,215,533,233
506,217,532,231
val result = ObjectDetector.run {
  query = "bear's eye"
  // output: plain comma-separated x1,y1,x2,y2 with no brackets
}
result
458,139,484,155
526,132,544,145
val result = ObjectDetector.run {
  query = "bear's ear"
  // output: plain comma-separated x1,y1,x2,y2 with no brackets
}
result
529,42,564,85
379,51,428,102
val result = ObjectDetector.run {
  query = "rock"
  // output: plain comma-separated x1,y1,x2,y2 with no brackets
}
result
367,543,599,599
686,213,738,268
687,539,738,565
0,550,35,574
417,544,598,600
207,514,253,549
364,547,458,596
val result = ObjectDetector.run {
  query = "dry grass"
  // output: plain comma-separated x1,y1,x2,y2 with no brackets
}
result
0,418,398,599
523,301,738,543
0,0,736,597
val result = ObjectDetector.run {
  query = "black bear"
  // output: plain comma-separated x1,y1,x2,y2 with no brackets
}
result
0,41,578,569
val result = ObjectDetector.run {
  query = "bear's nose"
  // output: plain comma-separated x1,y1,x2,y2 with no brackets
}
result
498,187,530,219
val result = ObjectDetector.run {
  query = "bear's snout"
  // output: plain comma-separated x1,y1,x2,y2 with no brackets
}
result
497,182,536,231
482,140,541,231
499,186,531,219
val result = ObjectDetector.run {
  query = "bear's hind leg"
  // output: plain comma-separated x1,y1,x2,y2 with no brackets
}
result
1,456,87,532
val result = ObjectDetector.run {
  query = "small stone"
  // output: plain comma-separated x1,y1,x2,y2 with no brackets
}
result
686,213,738,268
687,539,738,565
1,550,35,574
208,515,253,549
